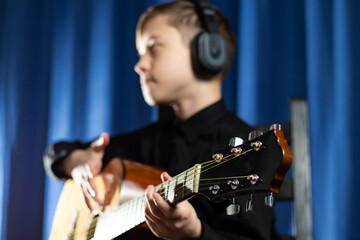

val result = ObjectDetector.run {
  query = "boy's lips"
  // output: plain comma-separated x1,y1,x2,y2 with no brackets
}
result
141,76,156,85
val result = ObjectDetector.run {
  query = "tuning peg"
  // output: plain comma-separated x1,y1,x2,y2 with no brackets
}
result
246,194,254,212
270,124,281,131
228,137,243,147
226,197,240,215
248,130,263,141
265,192,274,207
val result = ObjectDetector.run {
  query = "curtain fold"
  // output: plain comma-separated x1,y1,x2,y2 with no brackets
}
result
306,0,360,239
0,0,359,239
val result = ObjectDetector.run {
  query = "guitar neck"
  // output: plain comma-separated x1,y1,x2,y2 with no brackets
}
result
156,164,201,205
92,164,201,239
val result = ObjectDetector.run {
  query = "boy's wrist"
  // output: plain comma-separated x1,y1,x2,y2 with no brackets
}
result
193,218,203,239
63,150,86,176
184,216,202,240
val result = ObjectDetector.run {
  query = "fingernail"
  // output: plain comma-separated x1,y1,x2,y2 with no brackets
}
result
95,136,104,146
152,193,158,206
91,135,104,148
88,188,95,197
153,192,158,198
85,165,93,179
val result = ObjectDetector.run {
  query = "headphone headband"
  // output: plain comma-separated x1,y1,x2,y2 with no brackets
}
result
187,0,219,34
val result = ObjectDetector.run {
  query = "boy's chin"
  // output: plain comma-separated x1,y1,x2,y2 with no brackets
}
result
144,97,172,107
141,90,172,107
144,97,156,106
141,88,156,106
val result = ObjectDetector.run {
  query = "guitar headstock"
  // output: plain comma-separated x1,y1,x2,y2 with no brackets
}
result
197,124,292,211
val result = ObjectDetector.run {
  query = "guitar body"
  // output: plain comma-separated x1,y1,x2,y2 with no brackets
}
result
49,160,164,240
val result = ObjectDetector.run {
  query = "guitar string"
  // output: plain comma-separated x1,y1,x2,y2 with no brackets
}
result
68,158,244,240
69,195,147,240
155,152,245,197
155,148,254,201
67,147,256,239
157,147,251,193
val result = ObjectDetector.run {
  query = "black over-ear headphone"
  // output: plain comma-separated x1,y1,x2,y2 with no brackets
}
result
186,0,227,76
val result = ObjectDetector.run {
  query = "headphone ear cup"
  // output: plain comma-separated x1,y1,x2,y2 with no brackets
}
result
191,30,227,76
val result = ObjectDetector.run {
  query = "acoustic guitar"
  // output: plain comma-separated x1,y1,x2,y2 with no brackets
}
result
49,126,292,240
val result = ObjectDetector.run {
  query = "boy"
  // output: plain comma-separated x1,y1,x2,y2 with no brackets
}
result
44,1,280,239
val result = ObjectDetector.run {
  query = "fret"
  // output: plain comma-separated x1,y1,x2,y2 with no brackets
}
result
177,171,186,200
155,182,164,196
185,168,193,194
173,167,196,204
193,164,201,193
166,180,171,202
174,171,187,204
167,177,177,204
160,181,169,201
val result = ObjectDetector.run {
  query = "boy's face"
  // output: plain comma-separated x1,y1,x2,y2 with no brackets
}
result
135,15,197,106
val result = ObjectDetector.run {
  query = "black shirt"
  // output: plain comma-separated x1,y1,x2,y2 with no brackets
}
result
44,100,280,240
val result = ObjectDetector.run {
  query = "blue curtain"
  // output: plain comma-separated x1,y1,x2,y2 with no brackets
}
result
305,0,360,239
0,0,359,239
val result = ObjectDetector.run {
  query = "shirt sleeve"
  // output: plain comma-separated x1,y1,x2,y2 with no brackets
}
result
43,122,160,181
43,141,90,181
42,133,136,181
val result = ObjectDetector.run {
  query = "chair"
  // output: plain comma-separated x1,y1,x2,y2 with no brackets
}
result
257,98,313,240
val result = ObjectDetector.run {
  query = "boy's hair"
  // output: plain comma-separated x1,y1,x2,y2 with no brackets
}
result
136,1,236,79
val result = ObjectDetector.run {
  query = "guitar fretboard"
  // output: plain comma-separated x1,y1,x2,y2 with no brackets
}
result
92,195,145,240
91,164,201,239
157,165,201,205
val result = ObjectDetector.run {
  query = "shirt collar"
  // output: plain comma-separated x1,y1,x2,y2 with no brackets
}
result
176,99,228,144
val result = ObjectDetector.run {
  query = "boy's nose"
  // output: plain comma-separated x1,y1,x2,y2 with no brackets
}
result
134,56,150,75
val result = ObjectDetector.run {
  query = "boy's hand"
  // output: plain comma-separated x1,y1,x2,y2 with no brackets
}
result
65,133,110,211
145,172,202,240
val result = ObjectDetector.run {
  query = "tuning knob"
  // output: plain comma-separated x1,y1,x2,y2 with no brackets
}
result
265,192,274,207
270,124,281,131
228,137,243,147
246,194,254,212
248,130,263,141
226,197,240,215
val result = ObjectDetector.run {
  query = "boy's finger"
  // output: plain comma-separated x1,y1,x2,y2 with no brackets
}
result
152,191,175,219
101,132,110,146
160,172,172,182
82,192,93,212
91,132,110,151
85,164,93,179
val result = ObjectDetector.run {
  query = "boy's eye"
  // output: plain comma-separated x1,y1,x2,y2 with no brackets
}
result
148,42,158,52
